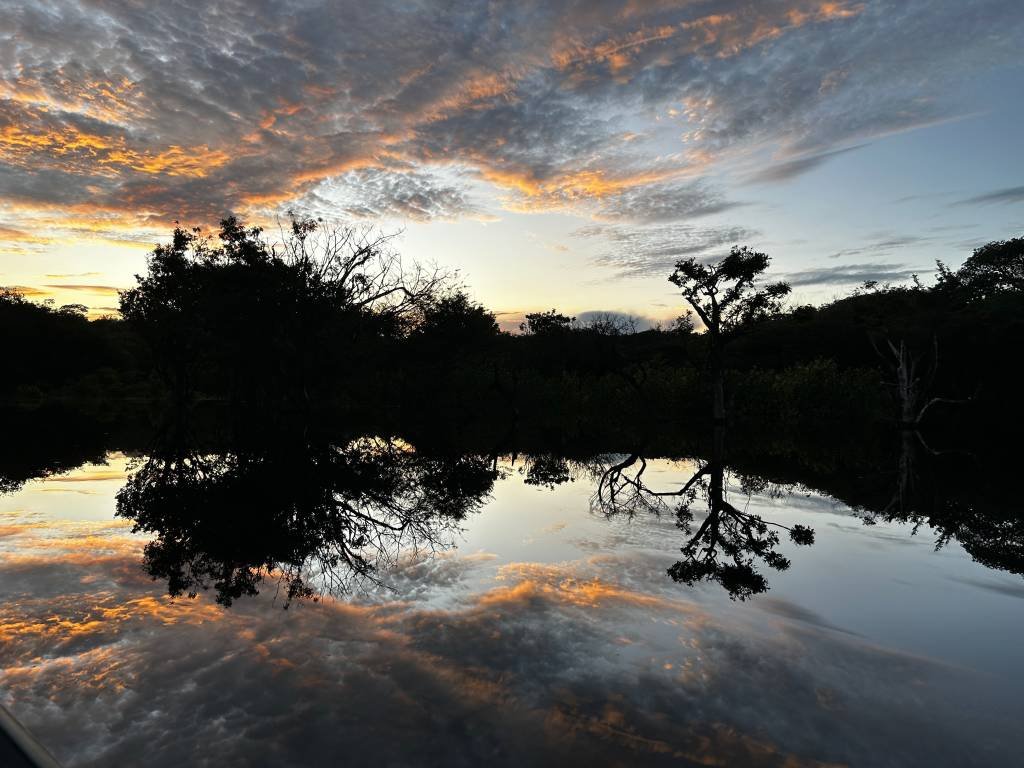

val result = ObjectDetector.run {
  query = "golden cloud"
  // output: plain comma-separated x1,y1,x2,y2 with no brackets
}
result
0,111,229,179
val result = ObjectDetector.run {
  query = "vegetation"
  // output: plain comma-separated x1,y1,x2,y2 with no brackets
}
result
668,246,791,423
2,223,1022,440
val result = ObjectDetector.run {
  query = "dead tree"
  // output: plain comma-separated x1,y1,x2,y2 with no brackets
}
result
872,335,971,428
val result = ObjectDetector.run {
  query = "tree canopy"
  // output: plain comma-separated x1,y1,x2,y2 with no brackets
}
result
668,246,791,338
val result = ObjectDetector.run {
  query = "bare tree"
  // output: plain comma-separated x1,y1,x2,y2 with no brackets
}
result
871,335,972,428
582,312,639,336
279,213,446,328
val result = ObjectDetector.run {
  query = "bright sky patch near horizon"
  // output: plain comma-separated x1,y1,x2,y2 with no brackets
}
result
0,0,1022,327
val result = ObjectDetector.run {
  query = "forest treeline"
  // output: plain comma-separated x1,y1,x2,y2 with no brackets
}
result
2,217,1021,438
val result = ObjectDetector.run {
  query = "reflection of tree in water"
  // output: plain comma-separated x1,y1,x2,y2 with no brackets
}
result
520,454,574,489
594,426,814,600
858,429,1024,578
0,407,111,496
116,423,496,606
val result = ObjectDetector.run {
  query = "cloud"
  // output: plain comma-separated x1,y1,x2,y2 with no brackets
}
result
746,145,865,184
1,527,1016,768
594,179,744,223
783,262,921,287
3,460,1023,768
827,233,933,259
578,222,759,278
1,284,48,297
42,284,122,295
0,0,1020,244
295,167,487,222
947,576,1024,600
0,225,47,241
954,185,1024,206
756,597,859,635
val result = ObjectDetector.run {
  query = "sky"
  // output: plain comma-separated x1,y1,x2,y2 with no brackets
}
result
1,0,1022,326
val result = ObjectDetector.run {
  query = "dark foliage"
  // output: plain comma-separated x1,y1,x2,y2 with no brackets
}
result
115,414,496,605
2,227,1021,437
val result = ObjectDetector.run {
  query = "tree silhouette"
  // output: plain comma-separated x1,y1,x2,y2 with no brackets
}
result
520,309,575,336
593,425,814,599
669,246,790,423
415,290,500,348
115,415,495,606
857,430,1024,579
119,215,447,404
937,237,1024,298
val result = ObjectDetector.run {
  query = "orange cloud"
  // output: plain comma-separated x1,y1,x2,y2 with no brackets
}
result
0,284,48,297
476,163,690,212
407,70,521,126
684,2,865,58
552,25,680,72
41,284,122,295
0,225,50,243
1,70,145,126
486,561,700,612
0,109,229,179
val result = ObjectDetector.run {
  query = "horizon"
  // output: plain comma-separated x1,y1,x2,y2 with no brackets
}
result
1,1,1022,327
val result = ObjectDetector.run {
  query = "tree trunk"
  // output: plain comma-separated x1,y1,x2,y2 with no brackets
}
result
891,340,920,428
708,422,727,516
710,334,726,424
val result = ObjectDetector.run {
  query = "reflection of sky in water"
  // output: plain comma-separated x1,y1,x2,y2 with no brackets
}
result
1,455,1021,767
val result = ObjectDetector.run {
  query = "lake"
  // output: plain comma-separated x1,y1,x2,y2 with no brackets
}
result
0,415,1021,767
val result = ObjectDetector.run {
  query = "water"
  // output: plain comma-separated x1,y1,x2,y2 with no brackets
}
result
1,427,1021,767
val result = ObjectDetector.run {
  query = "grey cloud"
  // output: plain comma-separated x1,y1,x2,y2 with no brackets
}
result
948,576,1024,599
578,222,759,279
298,168,484,222
828,234,933,259
595,179,744,223
954,186,1024,206
602,1,1022,158
784,262,922,287
747,146,865,184
756,597,860,635
0,0,1022,235
42,284,121,294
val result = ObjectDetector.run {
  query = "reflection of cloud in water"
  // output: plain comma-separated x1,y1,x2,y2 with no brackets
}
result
42,470,128,483
0,516,1019,768
755,597,860,636
947,576,1024,600
356,550,500,606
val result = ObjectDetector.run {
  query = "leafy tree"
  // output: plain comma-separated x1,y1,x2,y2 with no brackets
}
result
119,215,445,403
0,286,123,397
416,290,499,347
520,309,575,336
669,246,790,422
937,237,1024,298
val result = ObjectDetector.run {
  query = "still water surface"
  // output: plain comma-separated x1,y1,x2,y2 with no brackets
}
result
1,443,1021,767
